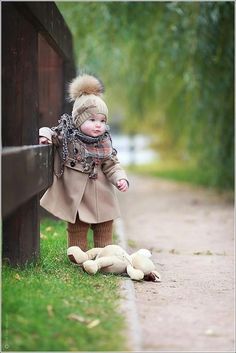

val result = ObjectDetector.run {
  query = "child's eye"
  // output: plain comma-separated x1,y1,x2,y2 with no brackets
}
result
90,118,95,122
101,119,105,123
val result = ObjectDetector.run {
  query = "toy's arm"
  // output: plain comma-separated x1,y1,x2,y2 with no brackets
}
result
67,247,103,265
83,257,115,274
126,264,144,281
86,248,103,260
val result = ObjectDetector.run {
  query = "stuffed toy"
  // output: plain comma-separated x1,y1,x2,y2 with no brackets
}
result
67,244,161,282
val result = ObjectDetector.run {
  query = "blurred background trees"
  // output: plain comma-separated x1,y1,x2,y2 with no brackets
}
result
57,1,234,190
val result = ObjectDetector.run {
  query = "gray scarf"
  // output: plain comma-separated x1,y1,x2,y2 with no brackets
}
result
52,114,116,178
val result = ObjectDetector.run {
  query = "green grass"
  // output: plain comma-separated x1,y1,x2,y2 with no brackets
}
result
2,219,127,352
128,160,233,191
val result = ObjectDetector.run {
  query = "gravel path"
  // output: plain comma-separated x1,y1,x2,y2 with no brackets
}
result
117,174,234,352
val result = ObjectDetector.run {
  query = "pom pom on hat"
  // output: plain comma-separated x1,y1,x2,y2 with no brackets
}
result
68,74,104,101
68,74,108,128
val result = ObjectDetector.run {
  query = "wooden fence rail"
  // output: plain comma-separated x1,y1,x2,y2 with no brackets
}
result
2,145,53,266
2,145,53,218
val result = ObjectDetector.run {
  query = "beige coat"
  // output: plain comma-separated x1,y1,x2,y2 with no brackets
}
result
39,127,128,224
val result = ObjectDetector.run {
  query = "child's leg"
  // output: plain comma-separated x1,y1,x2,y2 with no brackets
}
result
67,216,90,251
91,220,113,248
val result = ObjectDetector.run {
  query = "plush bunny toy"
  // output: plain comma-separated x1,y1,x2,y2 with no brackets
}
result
67,244,161,282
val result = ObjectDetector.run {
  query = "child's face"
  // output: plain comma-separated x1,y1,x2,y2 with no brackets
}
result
80,114,107,137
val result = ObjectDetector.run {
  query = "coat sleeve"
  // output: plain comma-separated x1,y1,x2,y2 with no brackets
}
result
101,155,129,186
39,127,60,146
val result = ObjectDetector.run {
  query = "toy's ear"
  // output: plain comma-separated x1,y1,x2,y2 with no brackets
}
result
135,249,152,258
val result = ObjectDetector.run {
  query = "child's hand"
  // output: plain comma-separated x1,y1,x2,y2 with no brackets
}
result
39,136,52,144
116,179,129,192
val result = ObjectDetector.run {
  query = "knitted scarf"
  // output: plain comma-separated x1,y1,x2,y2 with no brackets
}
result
52,114,117,178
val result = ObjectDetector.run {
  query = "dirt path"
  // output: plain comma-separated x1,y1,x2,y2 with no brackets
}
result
117,174,234,352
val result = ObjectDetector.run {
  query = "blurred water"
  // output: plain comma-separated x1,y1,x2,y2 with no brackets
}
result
112,134,159,166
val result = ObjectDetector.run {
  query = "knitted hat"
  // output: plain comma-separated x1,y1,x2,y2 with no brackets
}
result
68,74,108,128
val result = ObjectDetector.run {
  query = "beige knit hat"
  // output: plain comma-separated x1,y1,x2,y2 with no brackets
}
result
68,74,108,128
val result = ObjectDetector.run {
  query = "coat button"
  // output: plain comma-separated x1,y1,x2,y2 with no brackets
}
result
70,161,76,167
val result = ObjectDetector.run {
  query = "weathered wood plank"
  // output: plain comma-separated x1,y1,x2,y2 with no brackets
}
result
2,2,38,147
15,2,74,61
63,60,76,113
38,33,63,127
2,145,53,218
2,197,40,267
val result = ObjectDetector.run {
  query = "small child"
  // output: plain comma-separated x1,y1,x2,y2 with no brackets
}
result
39,74,129,251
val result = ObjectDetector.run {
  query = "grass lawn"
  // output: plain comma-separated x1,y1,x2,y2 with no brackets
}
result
128,160,233,191
2,218,127,352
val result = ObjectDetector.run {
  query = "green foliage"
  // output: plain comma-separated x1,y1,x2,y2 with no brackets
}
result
56,2,234,189
2,219,127,352
192,2,234,189
128,160,228,190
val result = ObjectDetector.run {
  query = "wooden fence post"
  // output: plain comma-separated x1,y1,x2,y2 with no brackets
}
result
2,2,76,266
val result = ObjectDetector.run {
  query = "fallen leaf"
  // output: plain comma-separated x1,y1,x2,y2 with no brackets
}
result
204,328,218,336
15,273,21,281
169,249,179,254
16,315,28,324
40,233,48,240
63,299,70,306
45,227,53,232
68,313,87,323
87,319,100,329
85,308,97,315
47,305,54,317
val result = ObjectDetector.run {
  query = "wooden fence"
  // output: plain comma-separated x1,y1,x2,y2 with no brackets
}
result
2,2,76,266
